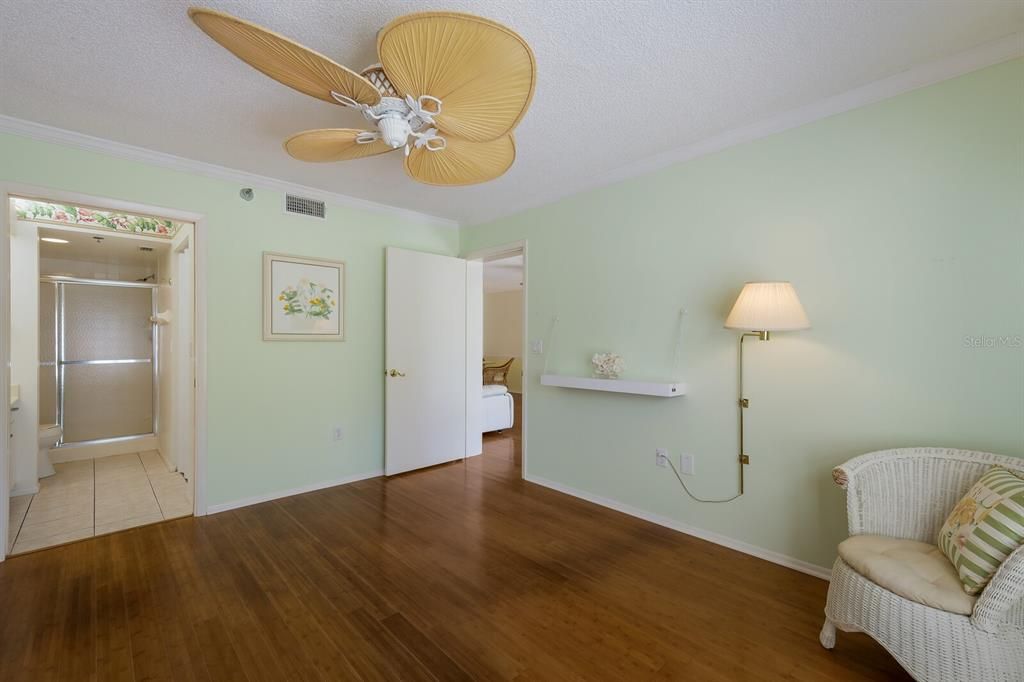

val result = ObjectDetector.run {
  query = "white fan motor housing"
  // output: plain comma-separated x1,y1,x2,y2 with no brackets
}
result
332,90,446,152
366,98,415,148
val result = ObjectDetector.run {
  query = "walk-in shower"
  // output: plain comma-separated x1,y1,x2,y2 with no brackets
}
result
40,276,158,446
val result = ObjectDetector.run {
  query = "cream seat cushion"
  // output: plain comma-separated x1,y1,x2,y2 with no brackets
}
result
838,534,976,615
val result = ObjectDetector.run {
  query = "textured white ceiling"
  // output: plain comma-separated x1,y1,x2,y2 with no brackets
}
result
2,1,1022,226
36,226,167,267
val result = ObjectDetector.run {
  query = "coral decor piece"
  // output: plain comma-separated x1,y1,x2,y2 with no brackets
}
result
592,353,624,379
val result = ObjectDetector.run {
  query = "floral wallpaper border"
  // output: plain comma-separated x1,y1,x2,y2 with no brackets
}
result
14,198,183,237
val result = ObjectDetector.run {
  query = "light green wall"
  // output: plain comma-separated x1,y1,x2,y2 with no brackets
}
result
461,59,1024,569
0,133,458,507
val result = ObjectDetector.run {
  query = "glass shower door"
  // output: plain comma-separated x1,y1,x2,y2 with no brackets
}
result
59,282,155,444
39,282,57,426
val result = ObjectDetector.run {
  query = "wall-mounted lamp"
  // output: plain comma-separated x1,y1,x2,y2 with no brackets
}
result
724,281,810,495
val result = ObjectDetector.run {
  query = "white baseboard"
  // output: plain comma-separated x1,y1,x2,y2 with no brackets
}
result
10,483,39,497
206,467,831,579
156,447,175,473
207,469,383,514
525,474,833,581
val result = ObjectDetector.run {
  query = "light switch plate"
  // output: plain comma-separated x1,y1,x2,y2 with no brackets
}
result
680,454,695,475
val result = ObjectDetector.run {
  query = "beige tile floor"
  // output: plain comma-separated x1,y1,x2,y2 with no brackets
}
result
7,450,192,555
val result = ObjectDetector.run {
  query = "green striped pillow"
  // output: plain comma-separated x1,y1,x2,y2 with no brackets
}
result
938,466,1024,596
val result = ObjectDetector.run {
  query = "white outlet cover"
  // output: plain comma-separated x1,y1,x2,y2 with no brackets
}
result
332,426,344,441
530,339,544,354
656,448,668,467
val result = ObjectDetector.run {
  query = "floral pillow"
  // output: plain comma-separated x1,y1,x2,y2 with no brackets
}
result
938,466,1024,595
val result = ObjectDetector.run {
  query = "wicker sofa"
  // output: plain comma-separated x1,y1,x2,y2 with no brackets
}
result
821,447,1024,681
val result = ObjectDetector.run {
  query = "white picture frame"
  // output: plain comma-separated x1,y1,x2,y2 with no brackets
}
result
263,252,345,341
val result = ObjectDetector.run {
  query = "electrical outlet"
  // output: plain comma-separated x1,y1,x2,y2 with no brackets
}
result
332,426,344,442
680,453,695,475
530,339,544,354
655,448,669,468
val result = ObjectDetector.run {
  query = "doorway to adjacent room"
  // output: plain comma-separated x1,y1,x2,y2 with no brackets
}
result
471,244,526,476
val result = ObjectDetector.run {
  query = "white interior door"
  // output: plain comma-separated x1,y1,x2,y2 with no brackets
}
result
385,247,479,476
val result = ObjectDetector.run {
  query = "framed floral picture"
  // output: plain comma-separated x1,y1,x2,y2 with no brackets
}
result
263,252,345,341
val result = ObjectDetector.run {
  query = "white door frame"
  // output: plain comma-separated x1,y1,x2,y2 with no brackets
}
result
0,183,210,561
173,233,196,482
462,240,528,478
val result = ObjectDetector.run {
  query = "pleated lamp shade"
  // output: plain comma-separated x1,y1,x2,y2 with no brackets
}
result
724,282,810,332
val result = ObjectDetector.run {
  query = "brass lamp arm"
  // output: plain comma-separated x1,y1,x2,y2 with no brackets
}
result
664,330,766,504
737,331,768,495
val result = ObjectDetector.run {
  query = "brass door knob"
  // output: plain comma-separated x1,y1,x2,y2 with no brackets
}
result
387,369,406,377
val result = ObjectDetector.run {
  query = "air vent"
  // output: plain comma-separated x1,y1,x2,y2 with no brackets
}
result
285,194,326,219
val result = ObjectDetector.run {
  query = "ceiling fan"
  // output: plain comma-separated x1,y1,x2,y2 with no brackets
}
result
188,7,536,186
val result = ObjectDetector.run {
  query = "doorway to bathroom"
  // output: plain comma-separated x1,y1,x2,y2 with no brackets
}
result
4,196,198,555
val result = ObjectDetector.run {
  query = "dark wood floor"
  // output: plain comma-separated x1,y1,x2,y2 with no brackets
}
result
0,400,909,680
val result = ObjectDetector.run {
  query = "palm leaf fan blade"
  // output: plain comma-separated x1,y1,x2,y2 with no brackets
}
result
404,134,515,186
284,129,397,162
189,7,380,106
377,12,536,142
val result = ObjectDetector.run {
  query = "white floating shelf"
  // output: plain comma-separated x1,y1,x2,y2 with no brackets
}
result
540,374,686,398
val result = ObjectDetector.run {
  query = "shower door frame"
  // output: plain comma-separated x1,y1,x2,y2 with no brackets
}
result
42,275,159,447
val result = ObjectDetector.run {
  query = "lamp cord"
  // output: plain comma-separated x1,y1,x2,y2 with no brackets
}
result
669,307,741,502
665,456,742,504
662,331,757,504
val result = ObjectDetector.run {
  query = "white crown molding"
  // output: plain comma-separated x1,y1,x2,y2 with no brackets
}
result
2,32,1018,232
469,32,1024,228
526,474,833,581
0,116,459,230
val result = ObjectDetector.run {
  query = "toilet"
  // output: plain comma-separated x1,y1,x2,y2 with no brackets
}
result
37,424,61,478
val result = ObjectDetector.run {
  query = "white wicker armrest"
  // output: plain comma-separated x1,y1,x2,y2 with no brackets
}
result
973,544,1024,633
832,447,1023,543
